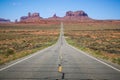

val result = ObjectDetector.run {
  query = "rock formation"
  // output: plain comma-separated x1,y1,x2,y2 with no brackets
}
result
1,10,119,24
47,14,61,20
20,12,43,23
19,10,92,23
63,10,91,21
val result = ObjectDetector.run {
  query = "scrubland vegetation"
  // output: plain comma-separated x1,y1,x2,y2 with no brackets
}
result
0,22,120,65
64,22,120,65
0,23,59,64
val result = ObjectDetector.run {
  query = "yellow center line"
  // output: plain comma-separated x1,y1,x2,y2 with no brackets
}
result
58,40,63,73
58,65,62,73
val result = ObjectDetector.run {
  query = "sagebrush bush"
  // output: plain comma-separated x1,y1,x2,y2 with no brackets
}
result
5,48,15,56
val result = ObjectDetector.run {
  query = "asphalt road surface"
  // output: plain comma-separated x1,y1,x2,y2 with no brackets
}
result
0,23,120,80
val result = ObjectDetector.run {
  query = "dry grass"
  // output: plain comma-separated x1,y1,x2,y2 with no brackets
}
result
0,23,59,64
65,22,120,65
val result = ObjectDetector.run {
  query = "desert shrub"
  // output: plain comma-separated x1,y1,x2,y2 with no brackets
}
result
33,44,42,48
94,50,102,55
112,58,120,64
0,50,4,54
5,48,15,56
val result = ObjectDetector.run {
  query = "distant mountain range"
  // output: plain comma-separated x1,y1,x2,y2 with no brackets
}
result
20,10,92,23
0,18,10,23
0,10,120,23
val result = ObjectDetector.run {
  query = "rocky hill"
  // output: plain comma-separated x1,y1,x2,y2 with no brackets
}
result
0,18,10,23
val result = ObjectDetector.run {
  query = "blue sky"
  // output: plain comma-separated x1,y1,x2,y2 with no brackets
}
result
0,0,120,21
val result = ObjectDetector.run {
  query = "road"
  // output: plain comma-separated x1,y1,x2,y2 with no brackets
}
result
0,22,120,80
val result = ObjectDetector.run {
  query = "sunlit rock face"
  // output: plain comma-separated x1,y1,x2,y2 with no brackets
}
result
63,10,91,21
20,12,43,23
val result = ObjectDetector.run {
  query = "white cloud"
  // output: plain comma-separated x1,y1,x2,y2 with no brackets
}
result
12,2,21,6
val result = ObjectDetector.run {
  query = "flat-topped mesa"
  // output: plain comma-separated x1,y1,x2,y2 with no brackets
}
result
74,10,88,16
64,10,91,21
65,10,88,17
20,12,43,23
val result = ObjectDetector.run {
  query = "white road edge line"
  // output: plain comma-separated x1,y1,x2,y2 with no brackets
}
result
68,44,120,72
0,45,54,71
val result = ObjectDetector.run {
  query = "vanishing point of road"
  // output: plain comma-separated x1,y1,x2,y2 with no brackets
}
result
0,23,120,80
